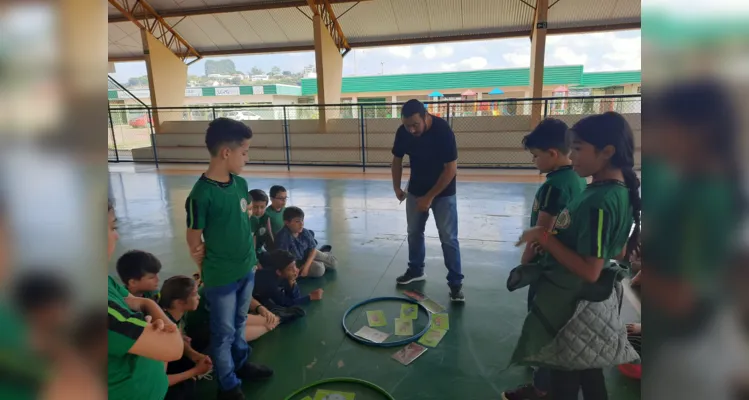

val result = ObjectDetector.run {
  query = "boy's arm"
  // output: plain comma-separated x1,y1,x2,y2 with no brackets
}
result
124,295,176,329
268,282,297,307
520,212,557,264
521,184,563,264
109,304,184,362
186,229,204,272
300,248,316,276
284,280,311,305
185,193,209,272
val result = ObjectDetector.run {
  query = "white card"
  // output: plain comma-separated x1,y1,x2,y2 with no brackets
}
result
354,326,390,343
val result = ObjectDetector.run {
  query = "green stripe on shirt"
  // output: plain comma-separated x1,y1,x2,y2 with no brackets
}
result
108,307,148,327
596,208,604,258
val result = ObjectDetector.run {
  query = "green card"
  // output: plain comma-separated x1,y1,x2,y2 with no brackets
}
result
366,310,387,327
431,313,449,330
400,303,418,319
313,389,356,400
417,327,447,348
394,318,414,336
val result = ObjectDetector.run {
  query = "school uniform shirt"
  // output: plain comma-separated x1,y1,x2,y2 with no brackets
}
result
274,226,317,261
265,206,285,235
140,290,161,303
184,286,211,353
0,306,48,400
530,165,587,227
107,276,168,400
253,269,311,307
185,174,256,288
391,116,458,198
251,214,273,254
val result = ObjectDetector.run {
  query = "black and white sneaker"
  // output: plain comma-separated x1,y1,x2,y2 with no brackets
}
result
396,270,426,285
449,285,465,302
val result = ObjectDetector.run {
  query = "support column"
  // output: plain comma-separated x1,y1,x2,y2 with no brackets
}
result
313,14,343,133
142,30,188,133
529,0,548,128
391,96,398,118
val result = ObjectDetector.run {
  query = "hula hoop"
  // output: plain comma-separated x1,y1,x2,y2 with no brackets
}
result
283,377,395,400
342,296,431,347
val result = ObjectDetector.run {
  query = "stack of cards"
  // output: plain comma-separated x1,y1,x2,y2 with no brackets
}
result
391,342,428,366
353,326,390,343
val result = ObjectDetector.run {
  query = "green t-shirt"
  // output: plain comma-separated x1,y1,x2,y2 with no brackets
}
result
265,206,285,234
253,214,273,253
107,276,168,400
140,290,160,303
184,286,211,351
530,165,587,227
186,174,256,287
542,180,633,288
0,306,47,400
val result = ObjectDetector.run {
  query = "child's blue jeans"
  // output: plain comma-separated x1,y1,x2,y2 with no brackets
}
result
204,270,255,391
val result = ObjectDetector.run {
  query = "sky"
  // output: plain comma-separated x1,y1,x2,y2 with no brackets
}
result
110,29,641,81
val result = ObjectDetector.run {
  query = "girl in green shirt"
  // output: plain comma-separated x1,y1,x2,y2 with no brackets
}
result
514,112,641,400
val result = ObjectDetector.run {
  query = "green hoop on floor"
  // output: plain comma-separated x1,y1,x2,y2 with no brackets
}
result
283,377,395,400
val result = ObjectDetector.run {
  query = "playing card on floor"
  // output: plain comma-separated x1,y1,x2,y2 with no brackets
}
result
391,342,428,366
431,313,449,330
366,310,387,327
417,327,447,347
313,389,356,400
420,298,445,314
353,326,390,343
400,303,418,319
402,290,426,301
394,318,414,336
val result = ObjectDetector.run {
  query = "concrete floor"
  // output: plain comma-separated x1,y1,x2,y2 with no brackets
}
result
108,167,640,400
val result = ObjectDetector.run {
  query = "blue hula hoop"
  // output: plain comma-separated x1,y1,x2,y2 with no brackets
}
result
342,296,432,347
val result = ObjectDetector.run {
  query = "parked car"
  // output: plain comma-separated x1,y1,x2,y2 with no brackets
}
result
225,111,262,121
128,115,152,128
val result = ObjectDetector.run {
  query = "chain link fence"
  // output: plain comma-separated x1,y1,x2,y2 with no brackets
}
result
108,94,641,169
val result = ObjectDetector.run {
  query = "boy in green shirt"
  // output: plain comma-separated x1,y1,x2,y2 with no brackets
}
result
248,189,274,265
503,118,586,400
184,118,272,400
265,185,287,234
116,249,162,301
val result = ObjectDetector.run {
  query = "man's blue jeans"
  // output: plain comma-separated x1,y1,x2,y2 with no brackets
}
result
204,270,255,391
406,193,463,286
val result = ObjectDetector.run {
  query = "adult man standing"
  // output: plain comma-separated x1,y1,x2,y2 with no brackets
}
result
391,99,464,302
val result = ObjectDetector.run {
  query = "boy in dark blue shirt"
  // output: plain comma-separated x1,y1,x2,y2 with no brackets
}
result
274,206,338,278
253,250,323,310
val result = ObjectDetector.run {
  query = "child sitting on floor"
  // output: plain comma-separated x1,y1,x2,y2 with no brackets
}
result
116,250,162,300
274,206,338,278
248,189,274,267
253,249,323,315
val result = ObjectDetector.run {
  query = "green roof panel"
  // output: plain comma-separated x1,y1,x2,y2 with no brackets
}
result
301,65,585,95
580,71,641,87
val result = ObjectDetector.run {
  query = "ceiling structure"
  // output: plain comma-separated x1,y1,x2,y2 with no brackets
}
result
108,0,641,62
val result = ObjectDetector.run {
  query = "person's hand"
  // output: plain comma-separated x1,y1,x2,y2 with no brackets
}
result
265,316,280,331
189,352,211,365
182,333,192,343
310,288,324,301
626,323,641,335
145,315,177,333
415,196,432,212
258,306,279,326
515,226,546,247
190,243,205,267
299,267,309,278
394,188,406,202
530,241,545,256
193,357,212,376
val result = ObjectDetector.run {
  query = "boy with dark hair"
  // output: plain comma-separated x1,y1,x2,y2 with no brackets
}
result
184,117,271,400
274,206,338,278
253,249,323,309
266,185,287,234
248,189,274,265
502,118,586,400
116,250,162,300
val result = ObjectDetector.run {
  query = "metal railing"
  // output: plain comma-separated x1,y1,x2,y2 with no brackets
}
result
108,94,641,169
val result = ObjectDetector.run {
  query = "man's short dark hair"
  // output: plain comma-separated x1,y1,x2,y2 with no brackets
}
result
249,189,269,204
265,249,296,272
269,185,287,199
283,206,304,222
205,117,253,156
13,272,70,314
522,118,570,153
401,99,426,119
116,250,162,284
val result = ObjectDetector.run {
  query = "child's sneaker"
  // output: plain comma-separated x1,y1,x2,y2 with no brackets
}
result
396,270,426,285
501,384,548,400
319,244,332,252
236,362,273,382
448,284,465,302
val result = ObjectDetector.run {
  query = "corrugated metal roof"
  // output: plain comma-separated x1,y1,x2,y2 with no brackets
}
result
107,83,302,100
581,70,641,87
108,0,640,60
301,65,585,95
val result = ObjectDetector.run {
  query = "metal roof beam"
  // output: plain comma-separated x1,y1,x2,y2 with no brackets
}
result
108,22,639,62
306,0,351,57
108,0,366,23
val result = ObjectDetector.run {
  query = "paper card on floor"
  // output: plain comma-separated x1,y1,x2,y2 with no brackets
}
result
313,389,356,400
391,342,428,366
394,318,414,336
417,327,448,348
366,310,387,327
353,326,390,343
431,313,449,330
402,290,426,301
420,298,445,314
400,304,418,319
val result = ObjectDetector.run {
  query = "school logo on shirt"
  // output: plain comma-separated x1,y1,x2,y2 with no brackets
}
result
240,198,248,213
532,198,539,212
555,208,571,230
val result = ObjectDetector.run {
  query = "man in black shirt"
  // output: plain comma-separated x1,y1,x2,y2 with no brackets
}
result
391,99,464,302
